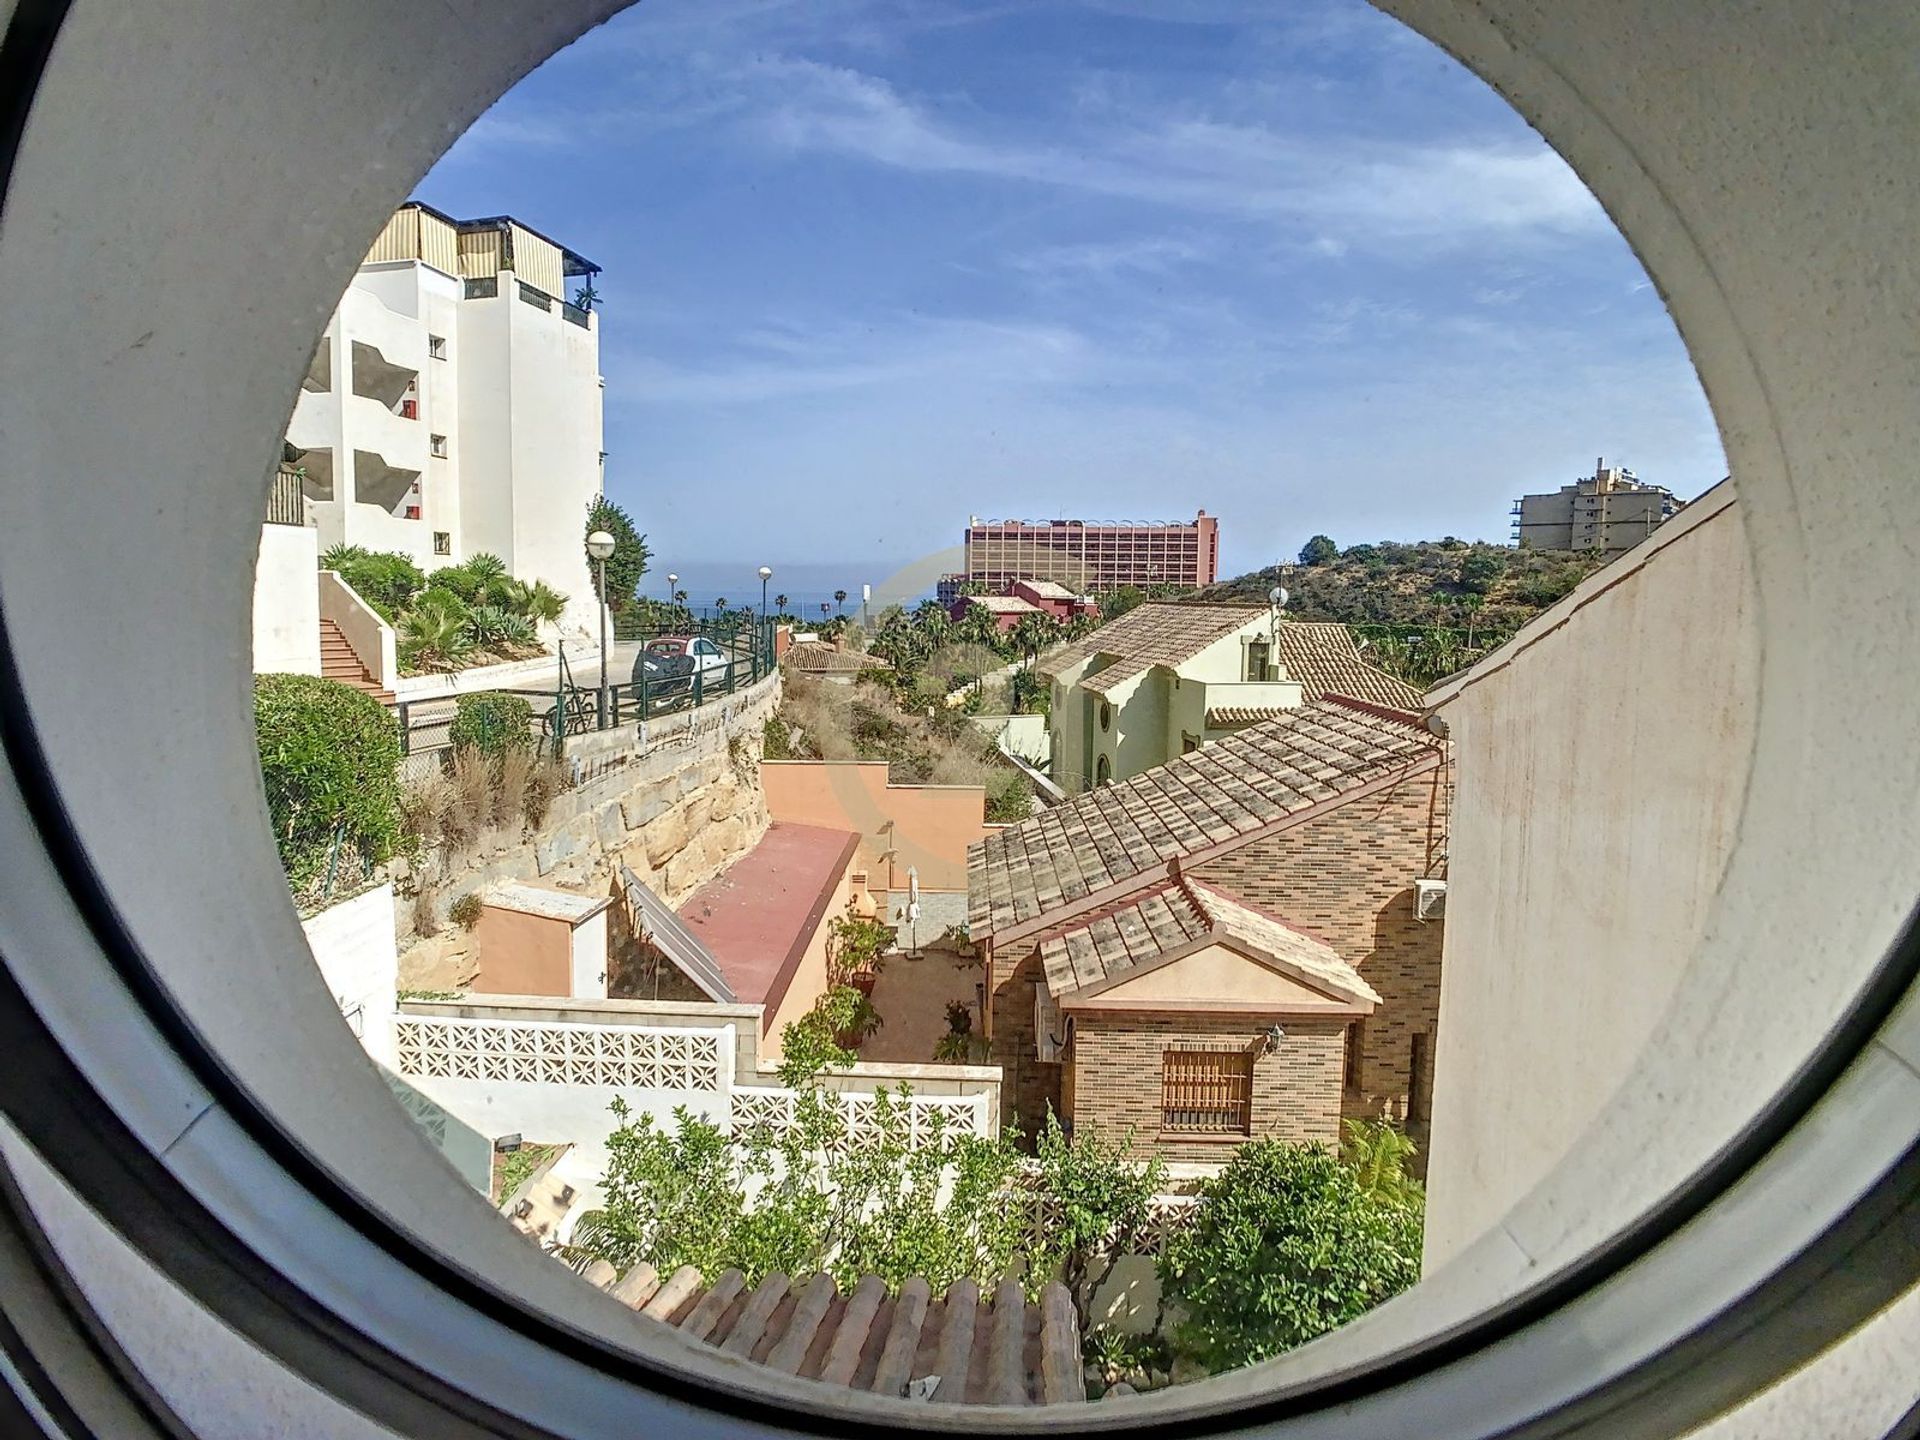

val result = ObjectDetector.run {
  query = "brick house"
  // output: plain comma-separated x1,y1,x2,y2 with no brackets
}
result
968,696,1448,1165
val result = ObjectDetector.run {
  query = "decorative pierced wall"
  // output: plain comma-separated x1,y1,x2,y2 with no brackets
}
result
729,1086,992,1147
396,1017,725,1092
1012,1185,1199,1258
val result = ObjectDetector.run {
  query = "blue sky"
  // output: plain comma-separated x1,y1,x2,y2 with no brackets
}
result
418,0,1724,579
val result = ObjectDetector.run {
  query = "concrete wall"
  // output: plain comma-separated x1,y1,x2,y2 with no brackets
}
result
759,760,987,893
972,713,1050,767
1422,485,1758,1270
301,883,399,1068
250,523,320,675
759,858,862,1063
470,904,572,997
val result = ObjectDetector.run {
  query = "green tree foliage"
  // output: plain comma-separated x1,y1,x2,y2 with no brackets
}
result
1028,1114,1167,1335
1157,1140,1423,1372
1454,550,1508,595
584,497,652,612
252,674,402,889
1340,1119,1426,1208
447,692,535,757
567,1088,1025,1296
320,544,424,620
983,768,1033,822
1299,534,1339,567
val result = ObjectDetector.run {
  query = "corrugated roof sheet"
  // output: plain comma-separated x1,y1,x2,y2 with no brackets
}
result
619,864,735,1003
968,697,1444,939
1036,603,1263,681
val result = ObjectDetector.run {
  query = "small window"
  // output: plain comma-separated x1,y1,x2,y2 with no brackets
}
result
1094,754,1112,787
1161,1047,1253,1134
1245,639,1270,682
428,334,447,360
433,532,451,556
1345,1020,1365,1092
1099,700,1112,732
430,433,448,458
1182,732,1200,754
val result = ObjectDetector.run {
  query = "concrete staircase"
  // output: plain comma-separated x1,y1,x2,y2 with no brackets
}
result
320,619,395,706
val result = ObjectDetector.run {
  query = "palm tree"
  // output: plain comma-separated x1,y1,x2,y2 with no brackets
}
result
833,588,849,614
1011,613,1061,668
673,590,688,605
1341,1119,1425,1206
522,580,568,626
774,593,789,614
714,597,728,612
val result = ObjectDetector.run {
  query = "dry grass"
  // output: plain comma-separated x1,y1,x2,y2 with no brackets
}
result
410,887,439,938
444,745,491,849
493,745,533,829
398,772,452,849
523,757,571,830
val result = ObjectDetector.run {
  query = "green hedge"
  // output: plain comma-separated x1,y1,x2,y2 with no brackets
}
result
253,674,402,887
448,692,535,757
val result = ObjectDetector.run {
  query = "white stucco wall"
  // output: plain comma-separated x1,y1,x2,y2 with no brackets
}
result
251,523,320,675
300,883,401,1069
1422,484,1759,1269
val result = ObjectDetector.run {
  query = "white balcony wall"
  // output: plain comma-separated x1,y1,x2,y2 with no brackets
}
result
250,522,320,675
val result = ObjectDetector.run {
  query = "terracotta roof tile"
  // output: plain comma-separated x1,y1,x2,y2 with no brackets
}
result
784,641,887,674
1037,603,1263,680
1273,622,1422,708
968,697,1443,938
1035,877,1379,1007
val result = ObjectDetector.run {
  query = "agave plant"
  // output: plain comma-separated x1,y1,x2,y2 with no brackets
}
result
497,612,538,647
483,575,532,613
466,604,515,646
463,552,508,581
514,580,564,625
398,605,474,672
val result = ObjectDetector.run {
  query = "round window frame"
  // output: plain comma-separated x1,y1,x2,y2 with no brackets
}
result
0,2,1919,1437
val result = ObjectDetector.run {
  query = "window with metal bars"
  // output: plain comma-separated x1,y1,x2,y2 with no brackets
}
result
1161,1046,1254,1134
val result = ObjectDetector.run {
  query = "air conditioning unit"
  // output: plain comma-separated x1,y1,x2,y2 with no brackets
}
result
1416,878,1448,922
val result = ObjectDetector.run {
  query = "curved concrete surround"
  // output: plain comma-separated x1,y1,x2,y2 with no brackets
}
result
1,1,1917,1436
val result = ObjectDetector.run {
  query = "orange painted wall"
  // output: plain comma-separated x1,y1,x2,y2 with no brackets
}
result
471,905,572,996
760,761,987,892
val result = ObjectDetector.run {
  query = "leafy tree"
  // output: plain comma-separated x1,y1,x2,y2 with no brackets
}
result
1027,1113,1167,1336
584,497,651,612
1455,550,1508,595
1299,534,1339,567
1158,1140,1423,1372
253,674,402,891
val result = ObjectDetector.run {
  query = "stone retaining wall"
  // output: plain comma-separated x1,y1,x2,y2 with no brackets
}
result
398,676,779,967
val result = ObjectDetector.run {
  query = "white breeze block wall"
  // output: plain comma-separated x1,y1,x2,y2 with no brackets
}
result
301,883,400,1068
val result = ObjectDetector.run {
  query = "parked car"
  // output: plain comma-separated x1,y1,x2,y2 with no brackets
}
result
632,645,694,692
644,635,731,675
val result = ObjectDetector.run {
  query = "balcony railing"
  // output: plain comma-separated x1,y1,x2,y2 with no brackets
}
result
561,300,590,329
517,280,551,312
264,465,307,526
463,277,498,300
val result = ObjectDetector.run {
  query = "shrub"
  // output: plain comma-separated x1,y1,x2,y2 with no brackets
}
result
584,497,651,612
523,757,570,829
1298,534,1338,566
252,674,402,888
497,612,538,648
448,693,535,757
322,547,425,620
443,745,492,848
398,602,473,673
493,745,533,828
1027,1114,1166,1337
984,769,1033,823
448,892,484,930
398,771,452,849
762,713,794,760
1157,1140,1423,1373
467,604,516,646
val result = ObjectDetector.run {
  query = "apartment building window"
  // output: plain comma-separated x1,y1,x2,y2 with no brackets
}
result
1246,639,1270,681
1162,1047,1253,1134
428,334,447,360
430,433,448,458
433,532,451,556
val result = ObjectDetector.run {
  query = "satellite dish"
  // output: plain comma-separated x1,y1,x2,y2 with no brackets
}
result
1269,585,1289,610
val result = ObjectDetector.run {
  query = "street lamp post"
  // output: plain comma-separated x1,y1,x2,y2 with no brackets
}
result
587,529,616,729
666,571,677,606
758,565,774,675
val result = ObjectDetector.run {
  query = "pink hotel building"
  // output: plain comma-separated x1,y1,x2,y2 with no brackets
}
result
945,511,1221,597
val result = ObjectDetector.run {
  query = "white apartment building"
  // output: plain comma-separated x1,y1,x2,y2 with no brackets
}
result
286,202,606,630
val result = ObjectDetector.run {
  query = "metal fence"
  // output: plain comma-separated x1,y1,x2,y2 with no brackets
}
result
264,464,306,526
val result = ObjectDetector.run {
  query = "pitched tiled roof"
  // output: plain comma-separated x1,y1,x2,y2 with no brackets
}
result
1273,622,1422,708
1036,602,1263,681
968,696,1445,939
585,1263,1084,1405
966,595,1043,615
1037,877,1379,1007
1018,579,1080,600
785,641,886,674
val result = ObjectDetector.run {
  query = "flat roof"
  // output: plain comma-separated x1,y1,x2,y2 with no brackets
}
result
484,882,611,925
400,200,601,276
677,823,860,1009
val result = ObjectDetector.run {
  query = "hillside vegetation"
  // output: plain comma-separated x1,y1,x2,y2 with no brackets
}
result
1201,537,1612,685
